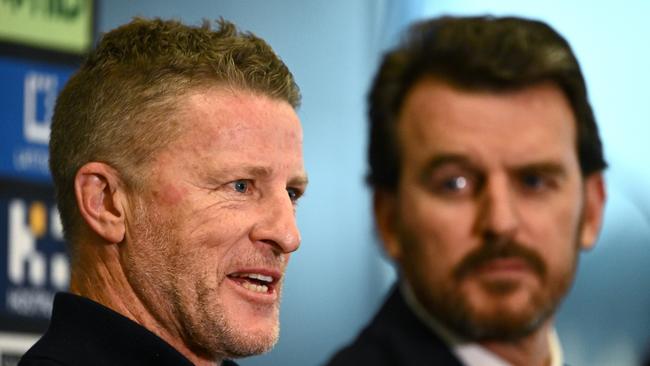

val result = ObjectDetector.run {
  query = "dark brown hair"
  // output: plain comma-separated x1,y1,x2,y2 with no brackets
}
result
368,15,606,191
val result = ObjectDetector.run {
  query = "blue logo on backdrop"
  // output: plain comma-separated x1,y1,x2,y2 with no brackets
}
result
0,53,75,332
0,56,75,183
0,186,68,326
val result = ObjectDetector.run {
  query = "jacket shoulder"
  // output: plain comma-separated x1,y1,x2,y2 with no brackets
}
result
326,333,394,366
18,355,66,366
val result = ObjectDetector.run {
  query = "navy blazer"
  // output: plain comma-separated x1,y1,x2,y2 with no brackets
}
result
19,292,238,366
326,286,464,366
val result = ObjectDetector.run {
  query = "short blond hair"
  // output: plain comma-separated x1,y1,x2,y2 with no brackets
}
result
49,17,300,245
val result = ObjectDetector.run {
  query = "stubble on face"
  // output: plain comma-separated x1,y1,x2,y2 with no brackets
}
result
123,198,281,361
399,222,581,341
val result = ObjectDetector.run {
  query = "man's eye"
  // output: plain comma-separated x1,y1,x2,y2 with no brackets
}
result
522,174,541,187
233,180,249,193
287,187,302,203
435,175,471,195
428,173,478,198
442,176,467,191
520,174,550,191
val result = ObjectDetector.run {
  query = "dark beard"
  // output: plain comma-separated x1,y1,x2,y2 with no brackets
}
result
399,228,580,341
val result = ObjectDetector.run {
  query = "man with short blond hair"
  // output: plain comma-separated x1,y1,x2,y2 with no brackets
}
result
20,18,307,366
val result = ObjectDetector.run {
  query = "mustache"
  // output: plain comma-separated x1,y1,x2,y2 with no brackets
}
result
453,238,546,280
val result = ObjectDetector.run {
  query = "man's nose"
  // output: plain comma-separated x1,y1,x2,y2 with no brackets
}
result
475,175,520,238
250,190,301,254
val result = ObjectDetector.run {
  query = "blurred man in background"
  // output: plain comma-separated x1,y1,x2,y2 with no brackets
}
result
20,17,307,366
328,15,606,366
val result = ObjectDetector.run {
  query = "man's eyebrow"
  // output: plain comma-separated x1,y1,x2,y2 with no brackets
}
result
214,166,308,186
244,166,273,178
513,162,568,176
423,154,476,172
205,166,274,180
418,154,477,182
244,167,309,186
289,174,309,186
419,156,569,181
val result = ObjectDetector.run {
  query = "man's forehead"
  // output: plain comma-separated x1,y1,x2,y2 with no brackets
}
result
141,87,305,186
184,87,298,116
182,89,300,136
400,80,575,138
396,79,579,170
402,79,571,118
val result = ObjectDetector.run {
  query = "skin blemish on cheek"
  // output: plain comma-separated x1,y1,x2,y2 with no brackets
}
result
153,183,188,206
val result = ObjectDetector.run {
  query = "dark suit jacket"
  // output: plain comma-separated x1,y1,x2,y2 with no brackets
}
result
326,286,464,366
19,292,238,366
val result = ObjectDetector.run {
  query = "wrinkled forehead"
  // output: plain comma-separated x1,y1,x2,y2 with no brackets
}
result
150,88,304,177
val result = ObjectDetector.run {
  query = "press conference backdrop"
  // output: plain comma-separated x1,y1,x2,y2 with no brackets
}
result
0,1,94,363
1,1,648,366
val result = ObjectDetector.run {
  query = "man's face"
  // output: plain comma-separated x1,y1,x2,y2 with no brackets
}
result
376,79,604,340
122,88,307,358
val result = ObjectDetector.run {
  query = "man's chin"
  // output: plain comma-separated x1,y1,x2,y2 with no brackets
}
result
220,323,280,358
421,282,552,341
215,304,280,357
183,298,280,360
457,304,549,341
449,291,553,341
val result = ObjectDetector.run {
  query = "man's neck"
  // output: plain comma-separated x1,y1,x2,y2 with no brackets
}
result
69,243,224,366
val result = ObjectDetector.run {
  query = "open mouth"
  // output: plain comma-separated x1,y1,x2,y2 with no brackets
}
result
227,272,277,294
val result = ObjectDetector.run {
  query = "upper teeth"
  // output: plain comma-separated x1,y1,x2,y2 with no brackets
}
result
235,273,273,283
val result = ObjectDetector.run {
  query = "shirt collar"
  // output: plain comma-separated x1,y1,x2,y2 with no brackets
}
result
399,280,563,366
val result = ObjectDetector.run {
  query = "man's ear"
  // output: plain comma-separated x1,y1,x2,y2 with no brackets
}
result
580,172,606,251
374,189,403,261
74,162,127,244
